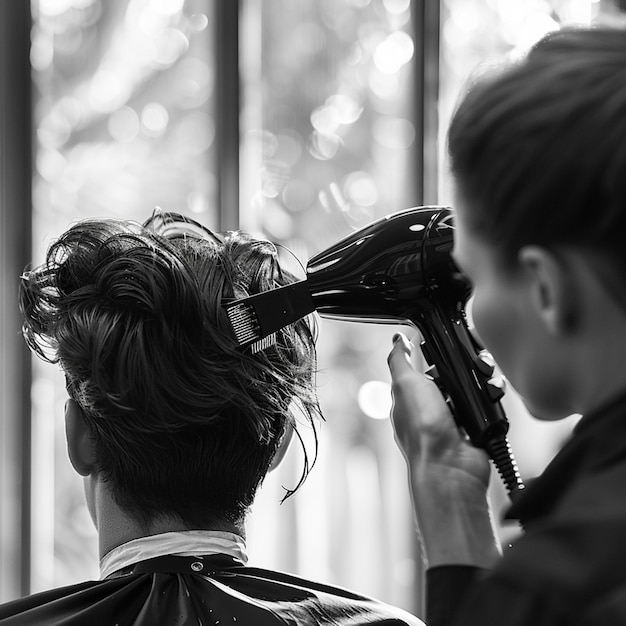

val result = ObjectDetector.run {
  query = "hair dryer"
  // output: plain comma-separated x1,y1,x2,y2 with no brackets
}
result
226,206,524,499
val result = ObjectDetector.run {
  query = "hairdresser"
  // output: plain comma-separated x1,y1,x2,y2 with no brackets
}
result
387,26,626,626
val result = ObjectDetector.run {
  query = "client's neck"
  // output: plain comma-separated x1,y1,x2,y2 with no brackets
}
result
91,480,244,559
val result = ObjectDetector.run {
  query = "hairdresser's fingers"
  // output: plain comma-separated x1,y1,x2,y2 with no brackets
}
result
387,332,459,456
387,332,449,422
387,333,491,486
387,330,425,373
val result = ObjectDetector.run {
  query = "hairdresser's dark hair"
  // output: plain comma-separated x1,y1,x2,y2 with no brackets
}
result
448,27,626,270
19,212,320,529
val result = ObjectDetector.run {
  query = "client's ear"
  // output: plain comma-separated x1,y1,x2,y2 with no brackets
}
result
269,423,294,472
518,246,576,335
65,399,96,477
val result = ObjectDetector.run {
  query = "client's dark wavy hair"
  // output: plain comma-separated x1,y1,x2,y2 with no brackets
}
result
19,212,320,530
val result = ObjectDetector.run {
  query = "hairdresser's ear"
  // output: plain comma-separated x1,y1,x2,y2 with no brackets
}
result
518,246,576,335
269,423,294,472
65,399,97,477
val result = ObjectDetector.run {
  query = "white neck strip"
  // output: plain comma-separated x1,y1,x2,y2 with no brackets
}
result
99,530,248,580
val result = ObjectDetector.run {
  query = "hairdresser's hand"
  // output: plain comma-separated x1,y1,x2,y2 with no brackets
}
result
387,332,500,568
387,332,491,487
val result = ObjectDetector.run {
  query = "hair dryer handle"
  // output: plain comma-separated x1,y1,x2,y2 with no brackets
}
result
414,305,525,498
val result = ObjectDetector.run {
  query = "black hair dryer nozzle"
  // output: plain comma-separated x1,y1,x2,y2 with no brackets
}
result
306,206,525,500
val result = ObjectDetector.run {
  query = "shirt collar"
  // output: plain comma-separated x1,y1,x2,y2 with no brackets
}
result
506,391,626,527
99,530,248,580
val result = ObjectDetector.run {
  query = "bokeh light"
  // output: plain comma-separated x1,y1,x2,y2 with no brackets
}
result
358,380,392,420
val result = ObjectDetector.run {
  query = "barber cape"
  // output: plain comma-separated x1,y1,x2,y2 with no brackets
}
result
0,531,423,625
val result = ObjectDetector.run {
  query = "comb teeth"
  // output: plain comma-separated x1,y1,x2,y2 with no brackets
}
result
224,280,316,352
250,333,277,354
225,302,260,345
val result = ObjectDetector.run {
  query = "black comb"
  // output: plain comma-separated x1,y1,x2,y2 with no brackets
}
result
224,280,316,352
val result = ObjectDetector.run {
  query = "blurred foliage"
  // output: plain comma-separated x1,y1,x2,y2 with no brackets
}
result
241,0,418,258
32,0,216,251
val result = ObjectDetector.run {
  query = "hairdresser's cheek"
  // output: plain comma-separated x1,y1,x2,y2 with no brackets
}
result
472,290,570,420
469,289,522,390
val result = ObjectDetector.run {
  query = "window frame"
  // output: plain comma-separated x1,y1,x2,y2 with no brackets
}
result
0,1,33,602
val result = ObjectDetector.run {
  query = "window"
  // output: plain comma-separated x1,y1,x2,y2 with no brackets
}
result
30,0,217,592
240,1,429,611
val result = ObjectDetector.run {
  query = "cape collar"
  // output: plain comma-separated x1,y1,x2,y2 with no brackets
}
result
100,530,248,580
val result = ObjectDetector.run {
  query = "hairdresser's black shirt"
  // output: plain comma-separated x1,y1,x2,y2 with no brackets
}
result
427,393,626,626
0,554,423,625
